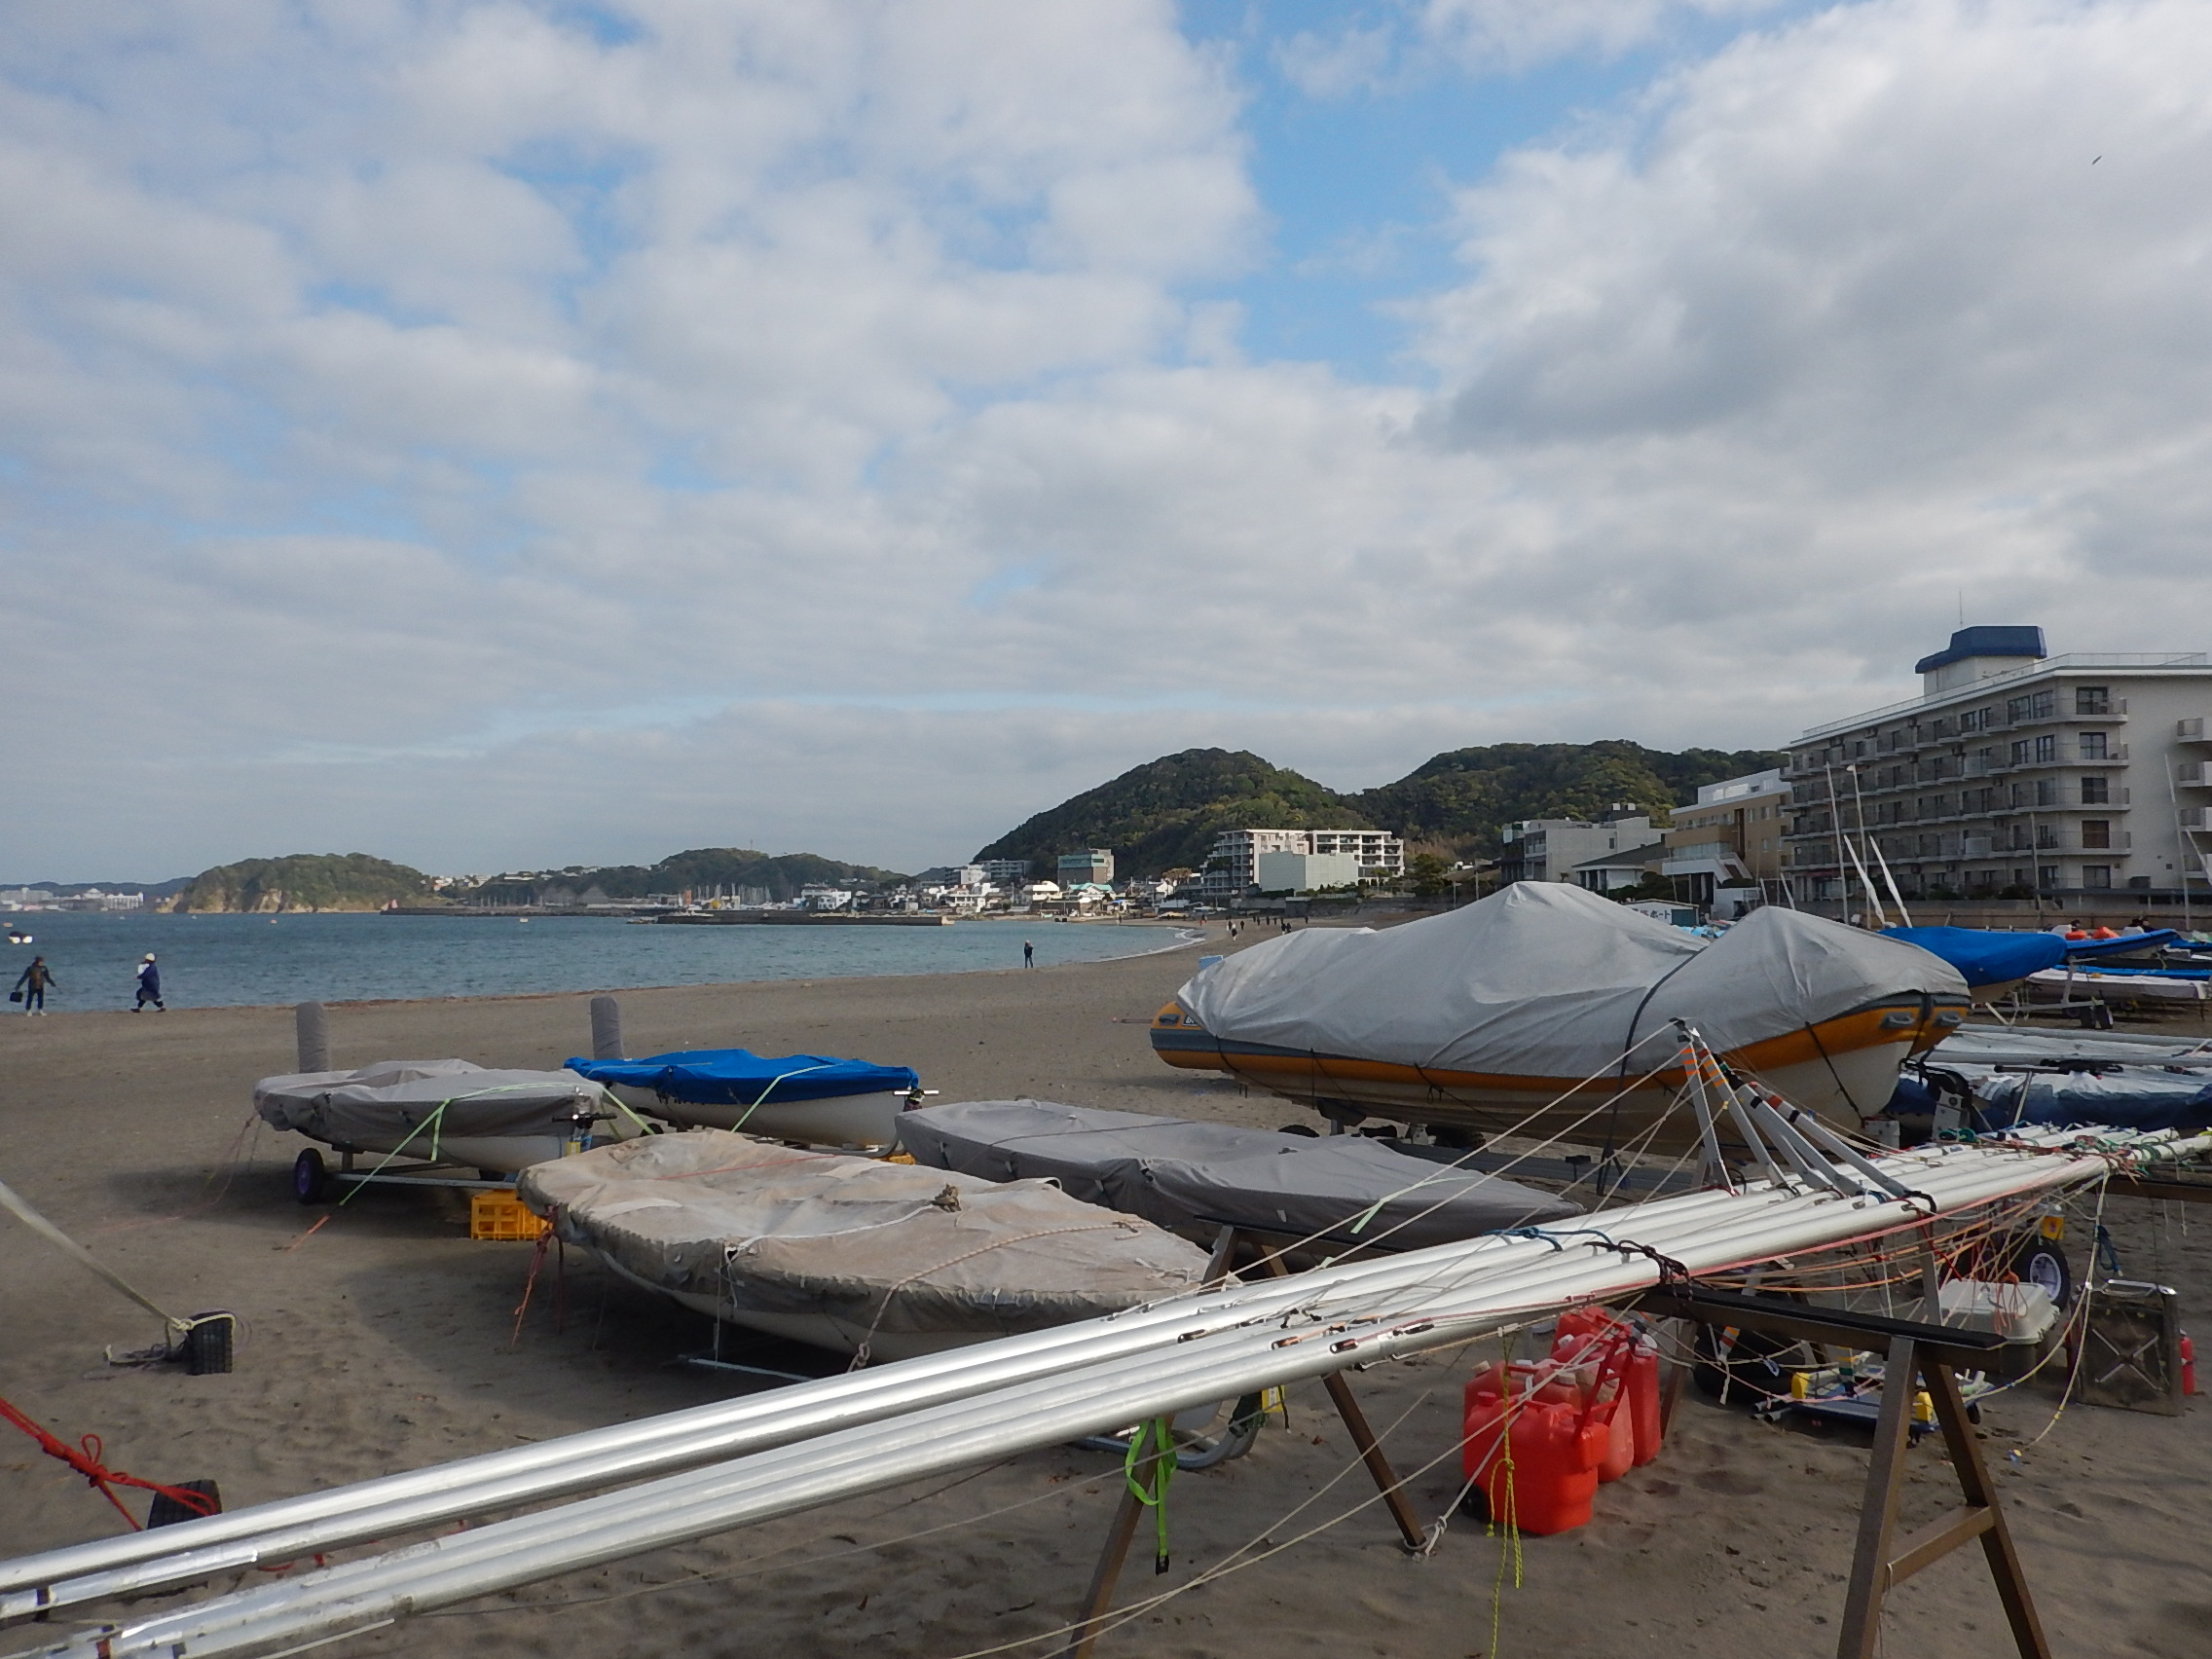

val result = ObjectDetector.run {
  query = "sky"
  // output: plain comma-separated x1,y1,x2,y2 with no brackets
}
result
6,0,2209,880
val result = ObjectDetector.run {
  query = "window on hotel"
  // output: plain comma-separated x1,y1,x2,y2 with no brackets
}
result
2007,696,2031,723
2038,866,2059,889
2010,740,2030,765
2077,686,2110,716
2081,776,2110,804
2082,821,2112,849
2036,779,2058,806
2031,690,2056,719
2036,825,2058,849
2079,731,2107,759
2082,866,2113,889
2034,735,2056,762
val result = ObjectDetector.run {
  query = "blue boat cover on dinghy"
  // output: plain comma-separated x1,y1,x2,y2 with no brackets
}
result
1881,927,2065,988
1972,1070,2212,1134
568,1049,918,1104
2062,929,2185,961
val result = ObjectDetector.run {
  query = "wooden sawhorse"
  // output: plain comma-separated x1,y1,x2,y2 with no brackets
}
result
1646,1285,2050,1659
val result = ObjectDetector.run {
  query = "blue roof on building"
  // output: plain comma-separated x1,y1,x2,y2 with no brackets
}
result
1913,625,2046,676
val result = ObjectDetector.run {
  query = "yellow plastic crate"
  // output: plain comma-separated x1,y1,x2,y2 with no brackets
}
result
470,1190,550,1241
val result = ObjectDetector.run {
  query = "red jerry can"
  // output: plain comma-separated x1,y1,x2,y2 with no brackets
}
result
1625,1337,1664,1466
1461,1374,1607,1534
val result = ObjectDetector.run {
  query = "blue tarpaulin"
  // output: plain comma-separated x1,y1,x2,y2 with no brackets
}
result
2062,929,2186,961
1973,1070,2212,1134
567,1049,918,1105
1881,927,2066,988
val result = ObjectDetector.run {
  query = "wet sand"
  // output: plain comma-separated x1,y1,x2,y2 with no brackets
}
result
0,935,2206,1659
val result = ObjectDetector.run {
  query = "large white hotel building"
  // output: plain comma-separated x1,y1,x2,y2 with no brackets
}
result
1783,627,2212,904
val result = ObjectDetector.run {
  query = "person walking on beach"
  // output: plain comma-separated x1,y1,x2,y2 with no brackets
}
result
12,955,55,1014
133,954,166,1012
1022,940,1035,969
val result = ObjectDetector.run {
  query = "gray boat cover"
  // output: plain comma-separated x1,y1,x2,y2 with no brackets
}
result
254,1059,616,1150
899,1100,1580,1248
1176,883,1966,1078
519,1129,1213,1343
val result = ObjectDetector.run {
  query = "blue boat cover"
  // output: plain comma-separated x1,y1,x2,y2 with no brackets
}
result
1881,927,2065,988
2063,929,2185,961
567,1049,917,1105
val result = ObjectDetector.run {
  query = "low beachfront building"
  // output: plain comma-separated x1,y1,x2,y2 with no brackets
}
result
1200,828,1405,900
1254,850,1362,893
1499,809,1662,885
1782,626,2212,904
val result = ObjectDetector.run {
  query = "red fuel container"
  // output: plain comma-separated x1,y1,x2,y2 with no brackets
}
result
1461,1372,1608,1534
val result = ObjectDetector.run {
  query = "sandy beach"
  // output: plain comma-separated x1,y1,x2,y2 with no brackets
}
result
1,935,2206,1659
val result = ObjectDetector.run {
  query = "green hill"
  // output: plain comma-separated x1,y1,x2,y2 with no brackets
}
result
1352,742,1787,859
976,741,1788,876
165,853,431,913
973,750,1367,878
463,848,908,906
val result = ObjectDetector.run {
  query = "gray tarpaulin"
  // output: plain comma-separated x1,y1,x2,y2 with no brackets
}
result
519,1129,1213,1344
899,1099,1579,1249
1176,882,1965,1078
254,1059,614,1148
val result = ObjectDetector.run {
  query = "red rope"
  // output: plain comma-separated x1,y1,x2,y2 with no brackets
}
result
0,1394,218,1530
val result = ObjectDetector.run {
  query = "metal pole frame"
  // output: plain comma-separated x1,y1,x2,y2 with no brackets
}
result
1059,1229,1426,1659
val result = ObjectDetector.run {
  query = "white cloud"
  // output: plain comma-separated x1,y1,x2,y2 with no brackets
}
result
5,0,2211,880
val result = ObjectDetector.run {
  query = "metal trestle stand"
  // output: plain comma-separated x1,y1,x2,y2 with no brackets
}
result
1057,1227,1424,1659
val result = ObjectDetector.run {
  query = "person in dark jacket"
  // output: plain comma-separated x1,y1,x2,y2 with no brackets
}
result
133,954,165,1012
13,956,55,1014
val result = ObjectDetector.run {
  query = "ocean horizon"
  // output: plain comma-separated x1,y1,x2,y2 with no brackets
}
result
1,910,1202,1014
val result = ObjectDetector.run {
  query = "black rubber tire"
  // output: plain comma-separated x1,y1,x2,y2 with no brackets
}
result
1277,1124,1320,1138
1456,1483,1490,1523
1427,1124,1482,1150
478,1169,504,1183
292,1148,328,1205
2011,1235,2074,1310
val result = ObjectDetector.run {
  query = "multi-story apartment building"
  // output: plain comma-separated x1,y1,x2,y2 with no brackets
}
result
1783,627,2212,903
1200,827,1405,899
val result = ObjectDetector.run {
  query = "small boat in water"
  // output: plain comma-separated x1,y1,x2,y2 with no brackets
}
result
566,1048,921,1148
1152,884,1968,1147
899,1098,1580,1250
518,1129,1215,1361
255,1059,628,1196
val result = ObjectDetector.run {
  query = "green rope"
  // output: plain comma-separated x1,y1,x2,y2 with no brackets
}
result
1123,1417,1176,1574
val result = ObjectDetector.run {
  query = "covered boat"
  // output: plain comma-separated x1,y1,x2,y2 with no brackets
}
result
1880,927,2065,1000
898,1099,1579,1250
255,1059,625,1177
1152,884,1968,1144
566,1049,920,1148
518,1129,1214,1361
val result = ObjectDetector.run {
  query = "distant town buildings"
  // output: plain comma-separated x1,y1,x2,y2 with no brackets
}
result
1200,828,1405,900
1783,626,2212,904
0,887,142,911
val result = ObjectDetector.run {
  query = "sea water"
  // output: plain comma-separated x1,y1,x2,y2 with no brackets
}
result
0,911,1201,1013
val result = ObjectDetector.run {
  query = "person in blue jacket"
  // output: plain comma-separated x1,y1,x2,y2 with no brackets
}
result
133,953,165,1012
13,956,55,1014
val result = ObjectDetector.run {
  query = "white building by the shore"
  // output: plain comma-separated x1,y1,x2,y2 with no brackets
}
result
1201,828,1404,899
1783,626,2212,903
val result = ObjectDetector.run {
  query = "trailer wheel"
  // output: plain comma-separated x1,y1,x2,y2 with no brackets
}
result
292,1148,328,1205
1277,1124,1319,1138
2011,1235,2073,1310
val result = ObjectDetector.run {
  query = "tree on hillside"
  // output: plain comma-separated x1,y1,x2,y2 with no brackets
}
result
974,748,1365,878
